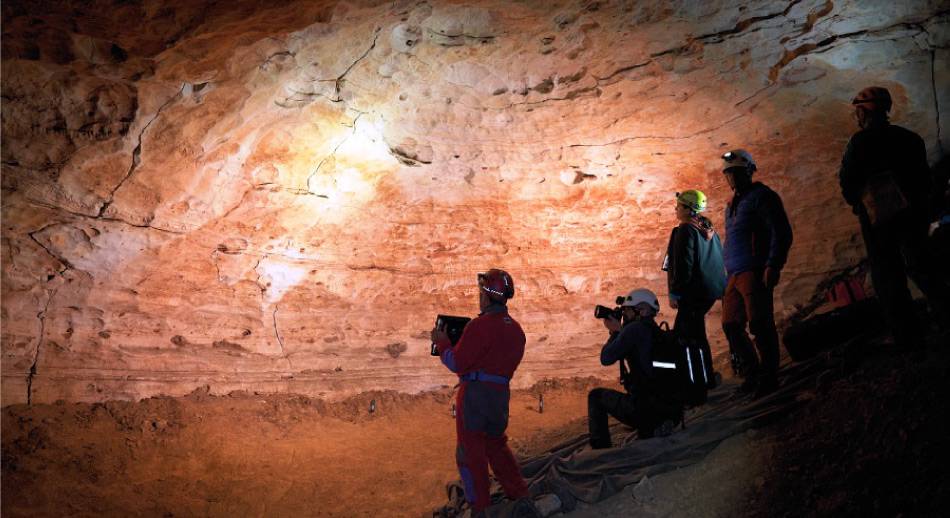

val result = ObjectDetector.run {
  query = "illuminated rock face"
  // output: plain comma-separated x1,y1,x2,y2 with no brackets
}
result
2,0,948,404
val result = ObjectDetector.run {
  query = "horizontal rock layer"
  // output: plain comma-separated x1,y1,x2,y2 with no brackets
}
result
2,0,948,404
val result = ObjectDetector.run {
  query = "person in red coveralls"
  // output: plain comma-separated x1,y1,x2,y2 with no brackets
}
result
431,269,533,515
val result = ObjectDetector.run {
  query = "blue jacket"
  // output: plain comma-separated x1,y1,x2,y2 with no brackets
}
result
723,182,793,276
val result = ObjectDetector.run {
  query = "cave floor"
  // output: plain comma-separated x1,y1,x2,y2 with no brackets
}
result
1,378,599,517
567,330,950,518
3,332,949,518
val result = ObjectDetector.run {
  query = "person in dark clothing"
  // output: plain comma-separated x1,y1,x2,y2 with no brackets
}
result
720,149,793,397
588,288,683,449
838,86,950,344
431,269,533,515
930,168,950,295
663,189,727,364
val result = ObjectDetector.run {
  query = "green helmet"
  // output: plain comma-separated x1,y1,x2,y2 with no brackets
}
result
676,190,707,213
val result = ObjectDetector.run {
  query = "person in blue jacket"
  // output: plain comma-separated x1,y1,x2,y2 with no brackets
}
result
720,149,793,397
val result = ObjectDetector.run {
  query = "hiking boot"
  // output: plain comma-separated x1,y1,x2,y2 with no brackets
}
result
729,351,744,377
653,419,676,437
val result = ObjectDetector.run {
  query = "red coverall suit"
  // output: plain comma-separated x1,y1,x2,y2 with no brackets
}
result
434,305,530,512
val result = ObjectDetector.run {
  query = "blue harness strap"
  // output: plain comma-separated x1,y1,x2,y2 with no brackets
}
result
459,371,510,384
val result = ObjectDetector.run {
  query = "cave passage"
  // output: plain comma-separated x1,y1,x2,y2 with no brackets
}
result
2,0,949,516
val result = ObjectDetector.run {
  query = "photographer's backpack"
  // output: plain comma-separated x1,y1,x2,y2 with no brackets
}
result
650,322,715,408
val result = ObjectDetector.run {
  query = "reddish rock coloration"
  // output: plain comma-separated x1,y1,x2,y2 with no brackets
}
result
2,0,948,404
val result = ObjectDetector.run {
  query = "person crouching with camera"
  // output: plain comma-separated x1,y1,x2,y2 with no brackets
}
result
588,288,684,449
430,269,533,515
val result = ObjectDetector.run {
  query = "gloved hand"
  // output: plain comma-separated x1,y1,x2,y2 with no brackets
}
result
603,316,622,333
763,267,781,289
430,327,448,345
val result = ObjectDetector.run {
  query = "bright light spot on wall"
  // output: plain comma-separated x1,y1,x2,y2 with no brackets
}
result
336,167,369,194
257,255,310,305
306,115,396,204
336,117,394,164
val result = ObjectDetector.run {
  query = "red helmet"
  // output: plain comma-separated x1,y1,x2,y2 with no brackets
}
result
478,269,515,301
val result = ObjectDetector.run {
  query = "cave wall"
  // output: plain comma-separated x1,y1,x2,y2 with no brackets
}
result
2,0,948,405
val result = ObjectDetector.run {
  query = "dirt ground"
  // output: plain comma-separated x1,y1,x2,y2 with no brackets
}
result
748,335,950,517
1,377,603,517
5,332,949,517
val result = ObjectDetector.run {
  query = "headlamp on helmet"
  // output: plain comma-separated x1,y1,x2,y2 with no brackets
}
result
478,269,514,301
852,86,892,113
721,149,756,174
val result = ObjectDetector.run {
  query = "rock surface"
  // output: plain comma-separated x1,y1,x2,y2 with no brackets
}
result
2,0,948,404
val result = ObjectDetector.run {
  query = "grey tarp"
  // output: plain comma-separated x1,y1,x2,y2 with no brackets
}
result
434,353,831,517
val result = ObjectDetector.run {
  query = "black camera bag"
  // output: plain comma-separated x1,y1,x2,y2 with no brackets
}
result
648,322,712,408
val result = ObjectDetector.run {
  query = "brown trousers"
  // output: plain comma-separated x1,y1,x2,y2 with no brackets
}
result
721,271,780,379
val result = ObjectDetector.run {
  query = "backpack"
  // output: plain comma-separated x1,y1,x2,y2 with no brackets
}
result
646,322,714,408
860,171,909,227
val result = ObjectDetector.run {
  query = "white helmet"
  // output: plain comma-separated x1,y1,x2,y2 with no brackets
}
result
621,288,660,311
721,149,757,174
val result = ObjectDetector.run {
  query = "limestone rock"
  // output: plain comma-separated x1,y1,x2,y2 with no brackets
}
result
391,23,423,53
423,5,498,46
1,0,947,405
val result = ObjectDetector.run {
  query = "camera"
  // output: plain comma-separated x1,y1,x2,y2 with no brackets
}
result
594,296,626,320
430,314,472,356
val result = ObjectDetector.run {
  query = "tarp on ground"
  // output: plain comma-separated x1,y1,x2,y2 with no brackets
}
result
434,352,835,517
